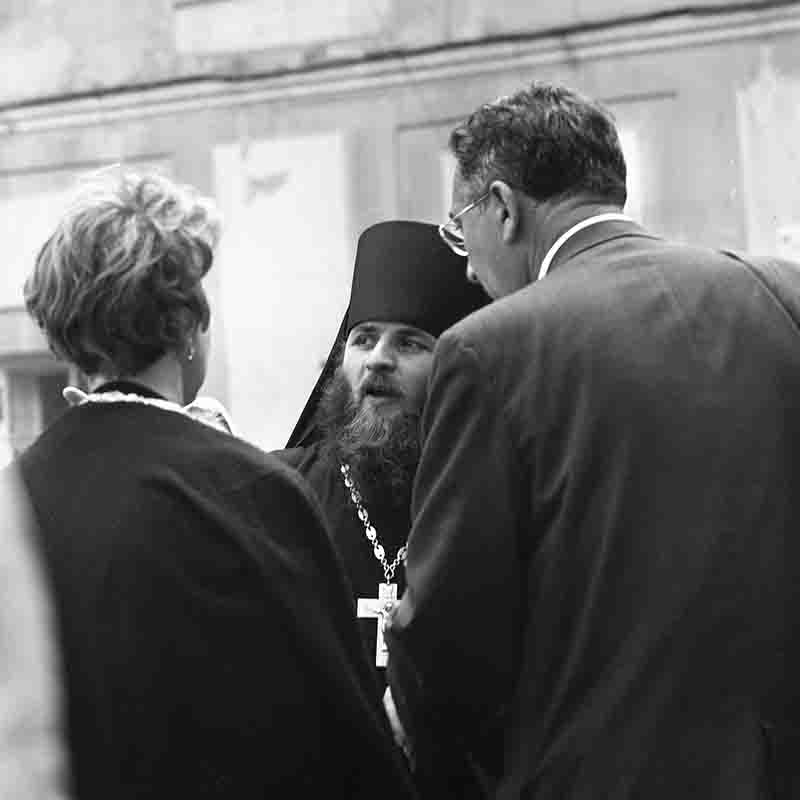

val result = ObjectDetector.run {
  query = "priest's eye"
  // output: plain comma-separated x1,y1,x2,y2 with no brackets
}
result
351,332,375,348
398,337,429,353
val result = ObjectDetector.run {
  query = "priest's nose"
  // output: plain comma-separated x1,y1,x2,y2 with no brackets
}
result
365,337,397,371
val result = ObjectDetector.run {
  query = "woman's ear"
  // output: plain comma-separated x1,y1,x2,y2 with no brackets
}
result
491,180,520,245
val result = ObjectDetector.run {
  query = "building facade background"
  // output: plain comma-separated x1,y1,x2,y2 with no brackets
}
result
1,0,799,456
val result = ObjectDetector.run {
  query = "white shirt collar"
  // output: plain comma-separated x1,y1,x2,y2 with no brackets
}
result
62,386,236,435
537,212,633,280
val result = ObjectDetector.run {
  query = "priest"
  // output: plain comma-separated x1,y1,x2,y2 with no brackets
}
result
276,220,489,796
278,220,488,682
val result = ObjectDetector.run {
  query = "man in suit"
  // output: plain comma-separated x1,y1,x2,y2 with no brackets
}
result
386,80,800,799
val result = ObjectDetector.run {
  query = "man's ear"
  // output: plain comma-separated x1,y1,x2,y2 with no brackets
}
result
490,180,520,244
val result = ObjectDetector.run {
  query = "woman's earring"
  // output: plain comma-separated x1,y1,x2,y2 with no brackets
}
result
187,343,195,362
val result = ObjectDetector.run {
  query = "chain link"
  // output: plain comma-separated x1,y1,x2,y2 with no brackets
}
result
340,463,407,583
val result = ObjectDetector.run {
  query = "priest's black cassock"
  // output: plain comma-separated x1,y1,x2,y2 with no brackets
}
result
280,440,411,681
18,381,417,800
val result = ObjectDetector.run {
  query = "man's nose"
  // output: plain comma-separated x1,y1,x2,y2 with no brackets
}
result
365,337,397,371
466,262,480,284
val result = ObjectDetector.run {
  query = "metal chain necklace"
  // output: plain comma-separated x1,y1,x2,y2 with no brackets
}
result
339,463,407,582
341,462,407,667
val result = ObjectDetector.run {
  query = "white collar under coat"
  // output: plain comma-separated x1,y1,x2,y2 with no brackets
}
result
537,212,633,280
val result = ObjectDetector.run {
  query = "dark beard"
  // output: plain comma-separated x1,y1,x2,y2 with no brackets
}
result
318,369,421,512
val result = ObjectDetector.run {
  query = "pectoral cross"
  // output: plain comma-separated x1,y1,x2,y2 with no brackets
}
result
357,582,397,667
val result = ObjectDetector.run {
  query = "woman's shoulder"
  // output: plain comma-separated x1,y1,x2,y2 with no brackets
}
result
186,422,310,490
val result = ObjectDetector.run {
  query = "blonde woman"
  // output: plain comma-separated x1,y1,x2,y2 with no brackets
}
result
20,169,415,800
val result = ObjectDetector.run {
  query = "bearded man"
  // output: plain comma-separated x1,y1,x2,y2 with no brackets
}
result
277,221,488,682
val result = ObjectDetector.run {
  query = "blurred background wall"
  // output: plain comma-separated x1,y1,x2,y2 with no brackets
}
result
1,0,799,455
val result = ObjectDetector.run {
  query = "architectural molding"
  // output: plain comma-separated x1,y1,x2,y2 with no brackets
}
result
1,4,799,135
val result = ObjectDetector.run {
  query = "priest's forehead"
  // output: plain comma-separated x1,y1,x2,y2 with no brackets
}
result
347,321,436,340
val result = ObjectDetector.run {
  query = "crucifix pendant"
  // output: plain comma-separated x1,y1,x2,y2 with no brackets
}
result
356,582,398,667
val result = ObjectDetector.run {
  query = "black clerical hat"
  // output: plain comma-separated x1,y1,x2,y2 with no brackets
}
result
286,220,489,447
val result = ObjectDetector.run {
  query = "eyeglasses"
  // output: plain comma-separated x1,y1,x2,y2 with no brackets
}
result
438,190,491,257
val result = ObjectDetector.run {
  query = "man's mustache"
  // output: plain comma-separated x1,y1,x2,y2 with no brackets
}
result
358,375,404,400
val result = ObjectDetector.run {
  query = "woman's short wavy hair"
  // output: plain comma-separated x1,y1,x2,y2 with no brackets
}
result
449,81,627,207
24,168,221,378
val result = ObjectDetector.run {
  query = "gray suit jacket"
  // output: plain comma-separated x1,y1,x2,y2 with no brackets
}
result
388,220,800,799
